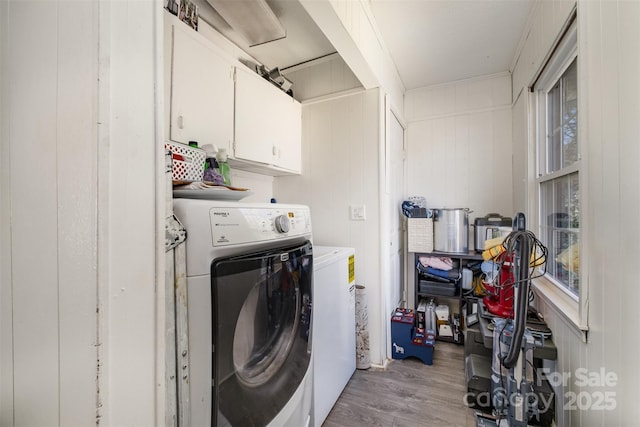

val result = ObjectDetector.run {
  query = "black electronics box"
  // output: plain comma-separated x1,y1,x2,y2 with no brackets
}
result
419,280,457,296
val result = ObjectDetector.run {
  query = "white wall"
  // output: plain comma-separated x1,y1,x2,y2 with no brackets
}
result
511,1,640,425
283,53,362,102
230,169,275,203
274,89,387,366
0,0,9,420
405,73,514,231
300,0,404,115
101,1,161,425
1,1,161,426
1,2,100,425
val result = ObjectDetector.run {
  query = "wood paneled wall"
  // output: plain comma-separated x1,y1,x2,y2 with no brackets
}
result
1,2,100,425
300,0,404,114
511,1,640,425
0,1,161,426
405,73,514,239
274,89,386,366
283,54,362,102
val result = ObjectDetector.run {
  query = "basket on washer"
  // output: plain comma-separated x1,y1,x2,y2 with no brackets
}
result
165,141,206,183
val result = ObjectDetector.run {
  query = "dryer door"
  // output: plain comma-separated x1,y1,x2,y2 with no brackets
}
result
211,241,312,426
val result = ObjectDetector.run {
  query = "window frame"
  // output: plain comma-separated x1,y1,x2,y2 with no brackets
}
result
531,20,588,336
536,56,580,301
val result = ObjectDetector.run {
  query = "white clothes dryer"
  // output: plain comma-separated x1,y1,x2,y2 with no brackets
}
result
174,199,314,427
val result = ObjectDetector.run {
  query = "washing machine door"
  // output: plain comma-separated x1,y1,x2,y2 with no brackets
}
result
211,241,312,426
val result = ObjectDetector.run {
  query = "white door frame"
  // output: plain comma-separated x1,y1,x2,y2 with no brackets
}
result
379,93,407,361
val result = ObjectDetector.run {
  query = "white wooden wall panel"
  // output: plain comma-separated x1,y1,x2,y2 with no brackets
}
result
490,109,513,210
56,1,99,424
405,73,511,121
1,1,101,426
283,54,362,102
405,74,513,242
228,170,274,203
1,1,13,423
466,78,494,111
10,3,62,424
598,5,622,426
511,29,531,102
580,3,606,417
532,1,551,74
300,0,404,114
510,1,640,425
616,4,640,419
103,1,158,425
2,1,161,426
274,90,385,365
511,93,527,214
0,0,12,423
511,0,576,103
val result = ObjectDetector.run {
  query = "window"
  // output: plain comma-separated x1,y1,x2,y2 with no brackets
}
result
535,23,580,298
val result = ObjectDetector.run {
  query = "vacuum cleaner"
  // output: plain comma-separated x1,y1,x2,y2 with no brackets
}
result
476,213,548,427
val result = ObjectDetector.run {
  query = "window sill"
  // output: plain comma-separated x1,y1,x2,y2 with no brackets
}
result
532,276,588,342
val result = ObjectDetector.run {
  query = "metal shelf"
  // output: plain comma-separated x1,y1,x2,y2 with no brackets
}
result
414,251,473,346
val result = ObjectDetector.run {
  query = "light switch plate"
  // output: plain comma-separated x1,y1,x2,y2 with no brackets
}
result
350,205,366,221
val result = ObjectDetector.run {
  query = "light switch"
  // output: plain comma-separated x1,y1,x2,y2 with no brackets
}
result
350,205,366,221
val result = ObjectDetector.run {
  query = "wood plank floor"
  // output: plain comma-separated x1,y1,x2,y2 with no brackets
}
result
324,342,477,427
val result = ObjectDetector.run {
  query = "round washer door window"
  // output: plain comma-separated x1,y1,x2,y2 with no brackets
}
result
211,242,313,427
232,269,300,387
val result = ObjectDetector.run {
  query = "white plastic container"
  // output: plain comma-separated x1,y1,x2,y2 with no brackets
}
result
435,304,450,321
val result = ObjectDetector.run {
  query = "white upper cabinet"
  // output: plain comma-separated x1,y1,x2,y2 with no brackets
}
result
165,13,302,176
234,66,302,174
169,23,234,152
274,91,302,172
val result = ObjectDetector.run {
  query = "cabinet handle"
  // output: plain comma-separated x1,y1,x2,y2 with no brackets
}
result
177,115,184,129
272,145,277,156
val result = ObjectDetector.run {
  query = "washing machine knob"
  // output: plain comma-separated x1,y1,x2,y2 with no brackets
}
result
274,215,290,233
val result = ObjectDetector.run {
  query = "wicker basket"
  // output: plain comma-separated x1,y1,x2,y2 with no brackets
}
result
165,141,206,182
407,218,434,253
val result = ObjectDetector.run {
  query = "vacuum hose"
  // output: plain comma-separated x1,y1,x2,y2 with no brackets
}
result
501,233,531,369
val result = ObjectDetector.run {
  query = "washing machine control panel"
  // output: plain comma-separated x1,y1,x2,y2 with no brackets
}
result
209,205,311,246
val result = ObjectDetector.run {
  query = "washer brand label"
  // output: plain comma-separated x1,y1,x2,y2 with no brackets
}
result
213,211,230,218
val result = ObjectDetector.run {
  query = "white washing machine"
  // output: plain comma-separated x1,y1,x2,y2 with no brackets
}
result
174,199,314,427
312,246,356,426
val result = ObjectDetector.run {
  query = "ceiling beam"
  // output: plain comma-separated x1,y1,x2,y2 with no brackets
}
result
299,0,379,90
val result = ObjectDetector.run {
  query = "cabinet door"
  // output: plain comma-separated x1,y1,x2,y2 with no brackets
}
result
234,67,301,172
170,24,234,151
273,96,301,173
234,66,279,165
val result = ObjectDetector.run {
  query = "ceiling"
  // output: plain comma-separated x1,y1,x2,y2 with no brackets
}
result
196,0,534,91
369,0,534,90
193,0,336,71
